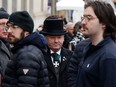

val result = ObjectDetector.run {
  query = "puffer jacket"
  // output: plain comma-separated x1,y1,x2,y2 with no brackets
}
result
2,32,49,87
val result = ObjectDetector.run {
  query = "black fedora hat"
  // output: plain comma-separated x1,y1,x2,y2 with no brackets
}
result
41,19,66,35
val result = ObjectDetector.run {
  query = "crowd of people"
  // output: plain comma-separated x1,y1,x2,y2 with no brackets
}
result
0,1,116,87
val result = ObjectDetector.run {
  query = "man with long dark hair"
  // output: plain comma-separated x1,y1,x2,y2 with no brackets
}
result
68,1,116,87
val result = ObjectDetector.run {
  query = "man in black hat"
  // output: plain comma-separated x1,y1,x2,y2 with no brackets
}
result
2,11,49,87
0,7,11,86
41,15,73,87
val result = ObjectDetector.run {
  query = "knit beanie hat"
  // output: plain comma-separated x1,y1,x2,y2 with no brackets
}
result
0,8,9,19
7,11,34,34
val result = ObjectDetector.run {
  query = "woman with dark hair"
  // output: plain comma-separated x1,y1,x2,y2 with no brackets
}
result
69,21,85,50
73,21,82,36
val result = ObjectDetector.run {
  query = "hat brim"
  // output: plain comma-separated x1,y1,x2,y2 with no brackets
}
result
40,31,66,36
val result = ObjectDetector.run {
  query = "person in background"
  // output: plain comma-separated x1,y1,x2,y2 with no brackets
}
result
0,7,11,86
65,22,75,37
60,16,68,25
73,21,82,37
2,11,49,87
0,8,10,49
40,15,73,87
69,21,85,50
68,1,116,87
63,22,75,50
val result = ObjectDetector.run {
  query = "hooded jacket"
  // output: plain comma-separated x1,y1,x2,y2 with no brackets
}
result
3,32,49,87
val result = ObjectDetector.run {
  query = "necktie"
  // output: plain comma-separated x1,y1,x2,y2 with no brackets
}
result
51,53,60,86
51,53,60,67
52,53,59,61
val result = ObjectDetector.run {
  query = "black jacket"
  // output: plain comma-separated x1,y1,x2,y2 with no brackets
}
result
68,39,90,87
3,32,49,87
68,37,116,87
44,47,73,87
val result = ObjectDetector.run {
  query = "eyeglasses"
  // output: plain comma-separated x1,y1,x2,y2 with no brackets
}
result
4,25,20,31
81,15,97,22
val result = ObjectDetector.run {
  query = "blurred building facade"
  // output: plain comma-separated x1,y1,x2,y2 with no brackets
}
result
0,0,48,30
0,0,115,30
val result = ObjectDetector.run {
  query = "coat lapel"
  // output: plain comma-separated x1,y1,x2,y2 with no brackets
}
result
45,50,56,74
60,48,70,73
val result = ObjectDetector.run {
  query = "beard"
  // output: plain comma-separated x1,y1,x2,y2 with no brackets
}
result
8,31,25,44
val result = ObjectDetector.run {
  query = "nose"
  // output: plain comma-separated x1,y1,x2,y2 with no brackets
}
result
82,18,86,23
7,27,12,32
54,38,59,42
82,18,88,26
3,28,7,32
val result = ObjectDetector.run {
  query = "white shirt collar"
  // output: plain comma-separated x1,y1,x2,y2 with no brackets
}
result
50,49,61,55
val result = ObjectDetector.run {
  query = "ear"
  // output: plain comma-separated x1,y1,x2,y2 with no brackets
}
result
24,31,29,37
101,23,106,30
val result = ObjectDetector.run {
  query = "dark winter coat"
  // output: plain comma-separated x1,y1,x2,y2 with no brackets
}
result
68,39,90,87
68,37,116,87
2,32,49,87
44,47,73,87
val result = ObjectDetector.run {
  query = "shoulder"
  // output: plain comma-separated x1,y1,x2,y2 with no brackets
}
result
21,45,42,54
15,45,44,61
104,41,116,58
62,47,73,55
76,38,90,46
0,40,11,58
74,38,90,51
